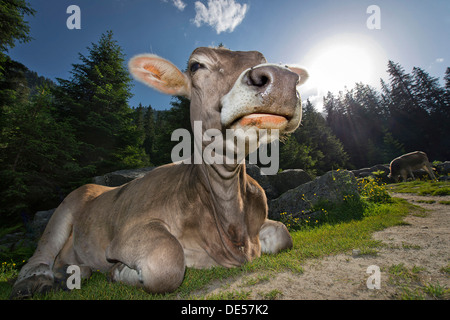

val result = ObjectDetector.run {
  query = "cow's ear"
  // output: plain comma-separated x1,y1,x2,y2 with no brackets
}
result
287,66,309,86
129,54,191,99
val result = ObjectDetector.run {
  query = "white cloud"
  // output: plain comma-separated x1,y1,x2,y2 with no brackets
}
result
162,0,187,11
193,0,249,34
172,0,187,11
436,58,444,63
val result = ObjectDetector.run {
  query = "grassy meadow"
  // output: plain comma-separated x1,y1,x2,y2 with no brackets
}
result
2,179,448,300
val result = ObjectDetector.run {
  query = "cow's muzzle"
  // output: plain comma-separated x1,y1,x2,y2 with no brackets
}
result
220,63,302,133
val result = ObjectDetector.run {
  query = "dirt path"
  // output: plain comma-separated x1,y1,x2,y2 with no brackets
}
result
200,193,450,300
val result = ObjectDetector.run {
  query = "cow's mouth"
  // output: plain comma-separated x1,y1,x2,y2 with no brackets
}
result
229,113,290,130
220,63,304,134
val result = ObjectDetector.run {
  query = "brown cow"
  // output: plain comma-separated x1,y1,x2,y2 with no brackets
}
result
388,151,436,182
10,47,308,298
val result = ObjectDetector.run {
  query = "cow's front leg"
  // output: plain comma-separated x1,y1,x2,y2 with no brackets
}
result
106,220,185,294
423,164,436,180
259,219,293,254
408,168,416,181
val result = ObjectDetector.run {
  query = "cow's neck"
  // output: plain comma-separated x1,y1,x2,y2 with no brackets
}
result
199,161,247,212
197,160,249,251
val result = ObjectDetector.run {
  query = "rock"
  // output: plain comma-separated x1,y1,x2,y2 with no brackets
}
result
0,209,58,254
245,163,278,200
0,232,25,252
268,170,359,220
92,167,155,187
267,169,312,198
0,230,36,254
246,163,312,200
92,163,312,200
351,164,390,182
436,161,450,176
411,169,433,180
29,209,56,240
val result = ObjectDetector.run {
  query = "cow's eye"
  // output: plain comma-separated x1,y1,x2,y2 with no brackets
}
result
190,62,203,73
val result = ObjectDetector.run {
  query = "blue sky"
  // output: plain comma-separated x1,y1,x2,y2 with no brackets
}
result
9,0,450,111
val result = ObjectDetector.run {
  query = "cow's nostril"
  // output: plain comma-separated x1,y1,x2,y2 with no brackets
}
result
249,75,268,87
246,68,271,88
258,76,269,87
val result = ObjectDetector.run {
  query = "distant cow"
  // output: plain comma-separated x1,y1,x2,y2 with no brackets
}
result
388,151,436,182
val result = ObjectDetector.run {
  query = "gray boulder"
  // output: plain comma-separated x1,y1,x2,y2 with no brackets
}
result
267,169,312,198
92,167,155,187
92,163,312,200
245,163,312,200
245,163,278,200
29,209,56,240
0,209,56,254
0,232,29,253
351,164,390,182
268,170,359,220
436,161,450,176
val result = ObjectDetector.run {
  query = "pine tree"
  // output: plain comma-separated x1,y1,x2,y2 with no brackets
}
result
385,60,430,153
142,105,156,164
319,61,449,168
0,87,79,221
412,67,446,114
281,99,348,175
0,1,80,222
1,0,35,143
0,0,35,53
354,82,388,120
440,67,450,159
381,128,405,162
323,91,345,134
386,60,420,111
380,78,393,107
149,96,191,165
54,31,148,175
0,0,35,80
444,67,450,107
412,66,450,160
279,135,315,171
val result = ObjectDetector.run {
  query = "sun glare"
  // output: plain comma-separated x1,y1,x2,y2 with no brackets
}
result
301,34,387,99
311,45,373,93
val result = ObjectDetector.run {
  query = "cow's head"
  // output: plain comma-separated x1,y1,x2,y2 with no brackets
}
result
388,162,400,183
129,47,308,161
387,172,399,183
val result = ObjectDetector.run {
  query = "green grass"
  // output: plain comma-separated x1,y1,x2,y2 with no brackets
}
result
416,199,436,204
1,175,419,300
389,180,450,196
387,263,449,300
0,195,413,300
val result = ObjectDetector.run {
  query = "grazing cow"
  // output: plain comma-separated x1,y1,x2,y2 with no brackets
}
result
388,151,436,182
11,47,309,298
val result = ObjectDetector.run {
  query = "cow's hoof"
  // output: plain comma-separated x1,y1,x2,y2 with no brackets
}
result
10,274,54,299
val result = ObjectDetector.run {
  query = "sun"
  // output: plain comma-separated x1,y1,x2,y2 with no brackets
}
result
311,44,373,93
301,34,387,96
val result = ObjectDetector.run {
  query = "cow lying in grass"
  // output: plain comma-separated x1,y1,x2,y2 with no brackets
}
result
11,47,308,298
